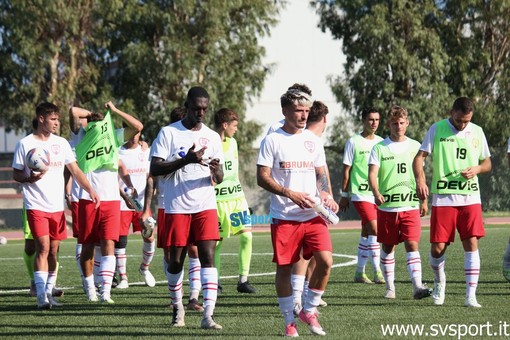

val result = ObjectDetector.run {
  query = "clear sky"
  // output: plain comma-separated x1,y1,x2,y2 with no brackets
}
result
245,0,345,147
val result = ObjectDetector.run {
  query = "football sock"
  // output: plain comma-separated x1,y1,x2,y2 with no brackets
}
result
238,232,252,282
406,251,423,289
291,274,305,304
34,271,48,297
114,248,127,280
381,250,395,290
75,243,84,280
45,271,57,295
141,240,155,271
465,250,480,299
367,235,381,272
278,295,295,326
166,269,184,306
303,280,309,305
356,236,368,273
99,255,116,296
303,287,324,313
188,257,201,300
430,253,446,283
201,267,218,317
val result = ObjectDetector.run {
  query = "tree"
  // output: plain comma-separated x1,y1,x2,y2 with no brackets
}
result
0,0,114,137
312,0,510,210
0,0,284,156
105,0,284,153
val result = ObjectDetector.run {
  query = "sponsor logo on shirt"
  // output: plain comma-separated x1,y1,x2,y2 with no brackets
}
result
436,180,478,191
279,161,314,169
381,156,394,161
215,184,242,196
439,137,455,142
382,192,419,203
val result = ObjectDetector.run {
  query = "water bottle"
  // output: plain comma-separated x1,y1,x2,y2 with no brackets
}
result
124,187,143,212
312,197,339,224
142,216,157,238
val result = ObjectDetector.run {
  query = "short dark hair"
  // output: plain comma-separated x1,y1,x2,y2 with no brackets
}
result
185,86,209,107
451,97,474,114
307,101,328,124
361,107,379,120
214,108,239,129
170,107,187,123
36,102,59,117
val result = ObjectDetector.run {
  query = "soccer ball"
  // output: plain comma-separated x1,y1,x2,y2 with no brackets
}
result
26,147,50,172
0,236,7,245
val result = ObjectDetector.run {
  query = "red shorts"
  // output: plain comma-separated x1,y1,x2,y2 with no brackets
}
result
157,208,164,238
78,200,121,245
157,209,219,248
120,210,143,236
353,201,378,226
71,201,79,238
26,210,67,240
271,216,332,266
430,205,485,243
377,209,422,245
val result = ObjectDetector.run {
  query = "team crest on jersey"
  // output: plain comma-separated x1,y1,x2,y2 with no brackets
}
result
472,138,479,149
199,138,209,147
304,141,315,153
138,153,145,161
51,144,60,155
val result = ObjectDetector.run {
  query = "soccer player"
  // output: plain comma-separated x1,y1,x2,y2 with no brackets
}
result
257,86,334,337
213,108,256,294
115,132,156,288
339,107,385,284
13,102,100,309
291,100,338,314
150,87,224,329
368,105,431,300
504,137,510,282
70,101,142,304
141,106,204,312
413,97,491,308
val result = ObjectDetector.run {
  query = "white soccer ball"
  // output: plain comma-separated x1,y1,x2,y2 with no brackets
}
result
26,147,50,172
0,236,7,245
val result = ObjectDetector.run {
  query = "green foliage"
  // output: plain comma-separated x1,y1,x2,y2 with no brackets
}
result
312,0,510,210
0,0,283,152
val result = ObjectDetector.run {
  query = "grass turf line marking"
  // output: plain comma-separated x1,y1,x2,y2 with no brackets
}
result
0,252,356,294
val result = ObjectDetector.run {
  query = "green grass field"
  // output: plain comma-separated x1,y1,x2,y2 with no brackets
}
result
1,226,509,339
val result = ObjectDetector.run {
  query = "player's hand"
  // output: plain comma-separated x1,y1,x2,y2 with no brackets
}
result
374,193,385,206
460,167,478,180
289,191,314,209
26,170,45,183
105,101,117,112
184,144,208,164
416,181,429,201
320,193,339,213
419,201,428,217
338,196,349,212
89,190,101,209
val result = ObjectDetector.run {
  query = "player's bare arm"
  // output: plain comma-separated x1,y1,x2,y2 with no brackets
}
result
412,150,429,201
257,164,313,209
368,164,384,206
316,165,338,212
339,163,351,211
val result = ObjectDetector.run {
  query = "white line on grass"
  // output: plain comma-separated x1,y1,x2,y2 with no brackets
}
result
0,252,357,294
